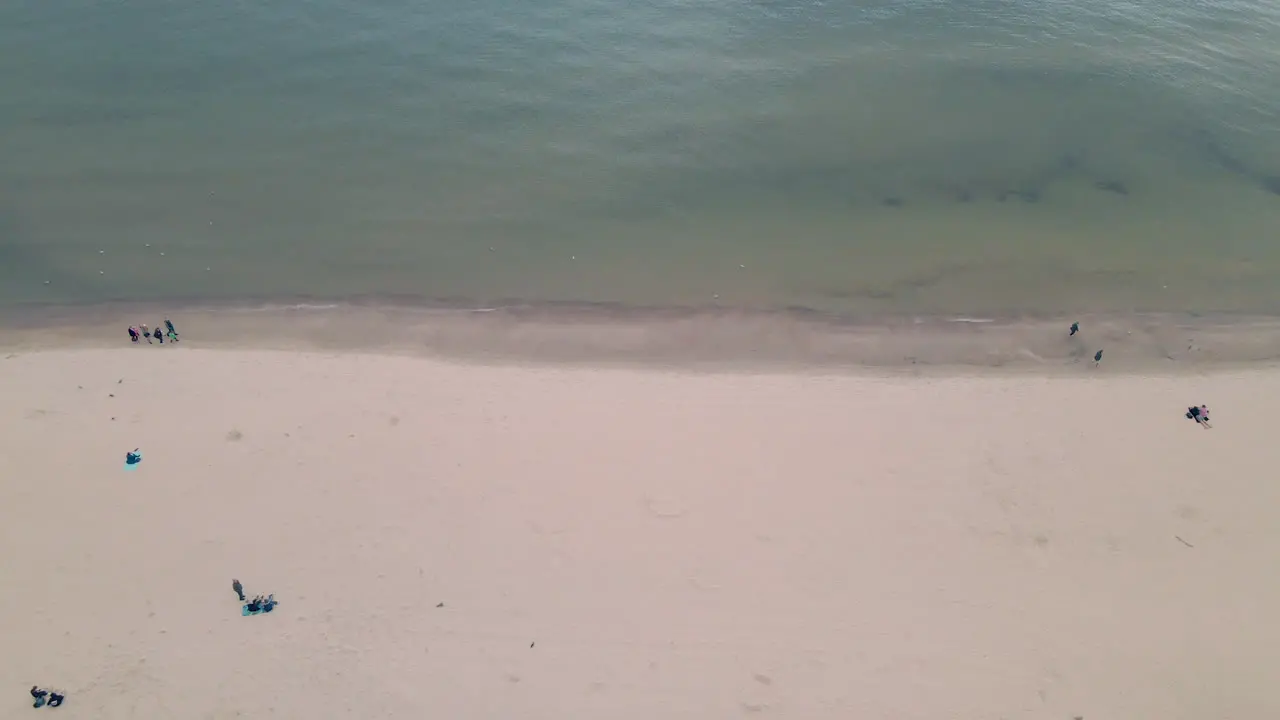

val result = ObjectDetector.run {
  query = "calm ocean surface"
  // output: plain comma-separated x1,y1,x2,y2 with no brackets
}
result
2,0,1279,318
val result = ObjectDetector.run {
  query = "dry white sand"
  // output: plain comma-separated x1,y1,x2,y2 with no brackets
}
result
2,345,1279,719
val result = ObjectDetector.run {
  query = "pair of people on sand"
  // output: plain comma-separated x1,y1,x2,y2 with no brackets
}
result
128,320,179,344
30,686,65,708
245,594,277,613
1186,404,1211,428
233,579,277,613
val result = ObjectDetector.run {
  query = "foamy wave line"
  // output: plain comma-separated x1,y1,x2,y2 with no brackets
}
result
246,303,342,312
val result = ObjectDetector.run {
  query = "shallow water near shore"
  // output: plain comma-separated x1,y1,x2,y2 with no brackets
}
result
2,0,1279,316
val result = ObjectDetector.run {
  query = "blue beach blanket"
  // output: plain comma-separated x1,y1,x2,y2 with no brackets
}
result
242,600,279,616
123,451,143,471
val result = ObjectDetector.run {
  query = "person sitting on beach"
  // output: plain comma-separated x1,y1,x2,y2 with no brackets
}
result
246,596,262,613
1186,405,1211,427
262,594,277,612
31,686,48,707
126,449,142,465
47,692,64,707
128,326,140,343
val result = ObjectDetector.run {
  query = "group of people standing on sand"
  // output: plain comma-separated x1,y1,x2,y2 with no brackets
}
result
128,319,179,345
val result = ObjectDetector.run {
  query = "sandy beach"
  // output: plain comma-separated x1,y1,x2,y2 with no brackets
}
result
3,316,1279,719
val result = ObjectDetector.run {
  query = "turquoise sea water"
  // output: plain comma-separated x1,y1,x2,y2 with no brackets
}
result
2,0,1279,318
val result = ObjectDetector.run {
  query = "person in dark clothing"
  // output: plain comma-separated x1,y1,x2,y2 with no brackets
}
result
47,692,64,707
1186,405,1211,427
165,319,179,340
232,578,245,602
262,594,277,612
31,686,48,707
246,596,262,613
1069,322,1079,336
155,328,164,344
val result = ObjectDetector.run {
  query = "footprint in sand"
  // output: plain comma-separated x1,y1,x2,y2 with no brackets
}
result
644,495,686,519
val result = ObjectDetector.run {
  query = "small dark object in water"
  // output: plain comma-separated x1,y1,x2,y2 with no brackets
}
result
1069,322,1079,336
998,189,1040,203
1094,349,1103,364
1094,180,1129,196
530,642,535,648
232,578,245,601
1057,150,1083,172
1263,175,1280,195
881,196,904,207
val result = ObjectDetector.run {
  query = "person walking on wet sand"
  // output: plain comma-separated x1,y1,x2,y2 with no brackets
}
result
139,324,153,344
232,578,245,602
